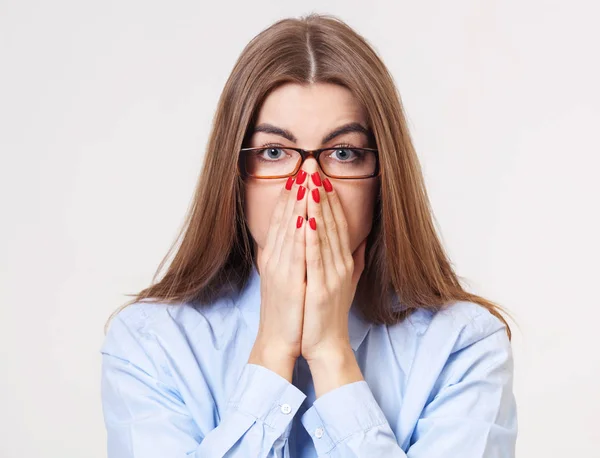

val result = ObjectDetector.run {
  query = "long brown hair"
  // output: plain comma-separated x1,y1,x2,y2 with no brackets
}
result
104,13,514,339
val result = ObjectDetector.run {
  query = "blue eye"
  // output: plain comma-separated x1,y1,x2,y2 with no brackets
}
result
261,147,285,160
253,144,292,162
331,148,355,161
253,143,366,163
327,144,365,162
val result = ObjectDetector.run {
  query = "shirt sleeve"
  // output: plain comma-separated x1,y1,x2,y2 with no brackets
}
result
100,314,307,458
299,319,517,457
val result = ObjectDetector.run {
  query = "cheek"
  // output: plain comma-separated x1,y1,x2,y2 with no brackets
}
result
244,183,282,248
337,182,378,252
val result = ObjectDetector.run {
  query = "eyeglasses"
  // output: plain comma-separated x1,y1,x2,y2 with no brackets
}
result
237,146,380,179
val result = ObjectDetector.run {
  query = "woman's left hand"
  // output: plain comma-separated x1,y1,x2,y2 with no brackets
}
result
301,171,368,364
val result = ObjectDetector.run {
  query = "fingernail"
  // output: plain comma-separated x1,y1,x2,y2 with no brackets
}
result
296,170,307,185
296,216,303,228
309,217,317,231
297,185,306,200
323,178,333,193
312,188,320,203
311,172,322,186
285,176,295,190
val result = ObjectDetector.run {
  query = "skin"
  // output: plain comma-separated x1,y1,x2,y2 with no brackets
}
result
244,82,380,398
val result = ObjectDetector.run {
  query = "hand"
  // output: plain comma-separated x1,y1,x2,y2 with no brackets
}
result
248,175,308,381
300,171,368,365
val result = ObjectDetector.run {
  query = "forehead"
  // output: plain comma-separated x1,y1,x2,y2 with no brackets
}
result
255,82,367,129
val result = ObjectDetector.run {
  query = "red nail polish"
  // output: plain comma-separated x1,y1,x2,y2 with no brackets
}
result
296,216,303,228
323,178,333,192
285,176,295,190
312,188,320,203
297,185,306,200
309,217,317,231
311,172,322,187
296,170,307,185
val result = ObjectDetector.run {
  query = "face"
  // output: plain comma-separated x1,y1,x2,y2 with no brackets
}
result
243,82,380,267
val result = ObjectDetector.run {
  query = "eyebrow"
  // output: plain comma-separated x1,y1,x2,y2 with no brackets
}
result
251,122,371,145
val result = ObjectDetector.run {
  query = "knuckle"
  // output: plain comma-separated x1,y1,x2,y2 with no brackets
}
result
324,215,336,228
264,262,275,277
344,256,354,271
313,290,328,303
308,235,320,247
295,224,306,241
284,224,294,241
307,257,321,269
327,224,338,240
338,218,349,232
330,191,341,205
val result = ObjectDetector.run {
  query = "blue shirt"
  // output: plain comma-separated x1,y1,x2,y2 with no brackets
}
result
100,263,517,457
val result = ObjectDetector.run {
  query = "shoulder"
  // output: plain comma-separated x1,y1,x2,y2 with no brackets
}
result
433,300,511,356
421,301,513,383
384,301,514,397
100,302,176,367
100,297,235,358
400,300,508,346
107,300,174,333
102,300,180,345
386,300,512,372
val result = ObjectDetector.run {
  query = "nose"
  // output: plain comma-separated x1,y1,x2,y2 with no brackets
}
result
296,156,323,189
301,157,319,173
299,156,319,175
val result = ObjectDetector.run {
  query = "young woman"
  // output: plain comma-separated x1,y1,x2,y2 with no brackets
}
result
101,13,517,457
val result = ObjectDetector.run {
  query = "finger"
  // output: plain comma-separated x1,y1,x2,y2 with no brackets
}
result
311,173,345,276
274,180,307,264
263,176,295,264
294,211,307,286
305,212,325,290
279,179,308,282
307,175,335,285
321,177,353,266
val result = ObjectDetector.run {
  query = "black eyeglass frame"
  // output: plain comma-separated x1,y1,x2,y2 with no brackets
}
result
237,146,381,179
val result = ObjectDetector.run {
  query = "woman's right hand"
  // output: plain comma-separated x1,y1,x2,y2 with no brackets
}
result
248,173,308,381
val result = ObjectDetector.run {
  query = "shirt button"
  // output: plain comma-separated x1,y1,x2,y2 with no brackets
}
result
315,427,324,438
280,404,292,414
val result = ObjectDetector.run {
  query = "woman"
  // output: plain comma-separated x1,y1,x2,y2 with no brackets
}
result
101,13,517,457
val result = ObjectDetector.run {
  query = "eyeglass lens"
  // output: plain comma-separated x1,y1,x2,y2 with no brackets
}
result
244,147,376,178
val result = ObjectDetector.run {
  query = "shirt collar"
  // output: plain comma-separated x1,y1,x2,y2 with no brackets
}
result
234,262,372,352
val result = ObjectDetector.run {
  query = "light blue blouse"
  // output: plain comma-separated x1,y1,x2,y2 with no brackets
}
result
100,263,517,457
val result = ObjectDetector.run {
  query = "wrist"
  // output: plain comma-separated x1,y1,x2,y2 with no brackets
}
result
306,344,364,398
304,339,353,367
248,339,297,383
306,343,354,369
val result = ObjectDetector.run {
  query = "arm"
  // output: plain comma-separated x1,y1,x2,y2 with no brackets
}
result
100,315,307,458
300,320,517,457
301,345,407,457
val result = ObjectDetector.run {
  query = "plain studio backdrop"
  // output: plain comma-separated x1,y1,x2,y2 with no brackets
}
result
1,1,598,457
